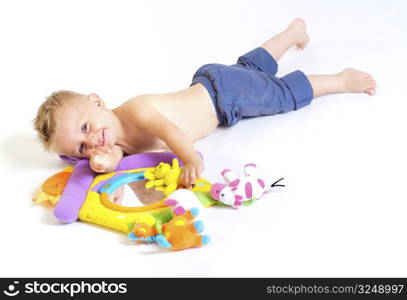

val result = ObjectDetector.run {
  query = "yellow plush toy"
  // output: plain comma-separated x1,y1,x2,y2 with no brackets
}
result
144,158,182,195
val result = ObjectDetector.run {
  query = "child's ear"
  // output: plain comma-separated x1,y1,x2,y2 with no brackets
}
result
88,93,106,108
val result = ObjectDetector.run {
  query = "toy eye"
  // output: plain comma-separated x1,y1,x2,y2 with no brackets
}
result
221,193,224,197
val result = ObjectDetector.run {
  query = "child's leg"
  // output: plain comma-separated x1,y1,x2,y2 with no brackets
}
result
233,18,308,78
261,18,309,62
307,68,377,98
201,18,376,127
261,18,377,97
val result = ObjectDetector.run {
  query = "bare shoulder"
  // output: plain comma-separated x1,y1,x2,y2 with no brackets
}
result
120,94,152,109
114,95,159,126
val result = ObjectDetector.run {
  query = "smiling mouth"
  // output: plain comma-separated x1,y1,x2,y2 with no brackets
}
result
101,129,105,146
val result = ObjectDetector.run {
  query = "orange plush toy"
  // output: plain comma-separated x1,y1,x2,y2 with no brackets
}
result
156,208,210,250
128,208,210,251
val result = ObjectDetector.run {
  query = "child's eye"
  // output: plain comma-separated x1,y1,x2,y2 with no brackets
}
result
81,123,88,133
79,143,85,155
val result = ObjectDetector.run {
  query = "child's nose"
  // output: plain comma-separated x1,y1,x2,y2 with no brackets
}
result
87,134,99,149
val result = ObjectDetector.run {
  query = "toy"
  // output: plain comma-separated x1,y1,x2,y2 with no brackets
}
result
34,154,283,251
34,152,214,251
163,188,206,218
144,158,182,195
210,163,285,208
128,188,210,250
128,208,210,251
49,152,208,225
127,214,160,243
33,167,73,205
156,208,209,250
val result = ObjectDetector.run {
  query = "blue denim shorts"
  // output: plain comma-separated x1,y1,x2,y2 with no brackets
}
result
190,47,314,126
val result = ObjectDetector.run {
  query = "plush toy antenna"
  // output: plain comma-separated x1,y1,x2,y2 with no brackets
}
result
271,177,285,188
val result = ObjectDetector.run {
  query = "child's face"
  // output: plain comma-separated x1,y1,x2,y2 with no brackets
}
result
52,94,118,159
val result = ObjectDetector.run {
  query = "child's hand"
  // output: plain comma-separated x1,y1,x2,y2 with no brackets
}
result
181,160,205,188
89,146,113,173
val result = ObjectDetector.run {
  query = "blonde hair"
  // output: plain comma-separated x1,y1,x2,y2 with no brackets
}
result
33,90,83,151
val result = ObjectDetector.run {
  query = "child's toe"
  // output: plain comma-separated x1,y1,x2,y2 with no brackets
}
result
368,80,377,88
366,88,376,96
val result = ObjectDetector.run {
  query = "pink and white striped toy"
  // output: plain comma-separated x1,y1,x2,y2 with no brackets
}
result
210,163,284,208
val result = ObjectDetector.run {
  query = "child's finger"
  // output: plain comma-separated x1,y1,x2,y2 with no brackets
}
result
91,164,103,173
95,164,106,172
185,169,193,187
195,167,201,180
188,173,194,187
89,149,97,156
189,168,196,185
100,146,112,154
181,169,189,187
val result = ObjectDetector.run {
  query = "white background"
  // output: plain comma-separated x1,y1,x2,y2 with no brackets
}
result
0,0,406,277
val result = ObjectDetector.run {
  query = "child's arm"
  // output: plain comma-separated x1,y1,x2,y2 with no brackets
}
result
89,144,124,173
131,102,204,187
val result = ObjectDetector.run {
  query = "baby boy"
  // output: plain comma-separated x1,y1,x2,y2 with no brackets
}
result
33,18,376,197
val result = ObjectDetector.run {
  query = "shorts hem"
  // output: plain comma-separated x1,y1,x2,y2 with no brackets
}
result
237,47,279,75
280,70,314,110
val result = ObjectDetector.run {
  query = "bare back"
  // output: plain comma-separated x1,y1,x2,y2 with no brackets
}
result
113,83,218,154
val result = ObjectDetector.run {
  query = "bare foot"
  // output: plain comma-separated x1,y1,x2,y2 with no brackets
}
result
339,68,377,96
287,18,310,50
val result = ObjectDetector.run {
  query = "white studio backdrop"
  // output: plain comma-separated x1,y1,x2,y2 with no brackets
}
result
0,0,406,277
